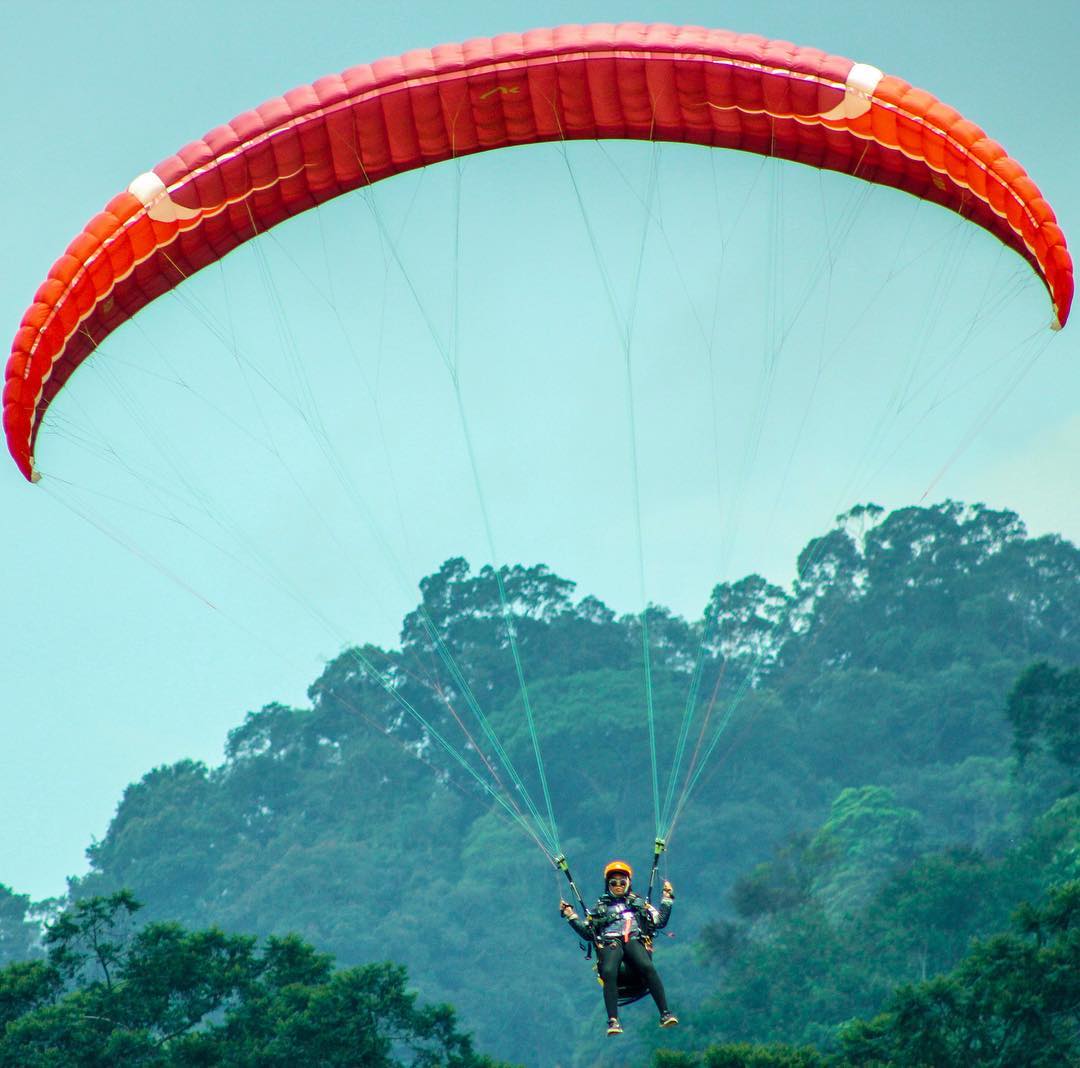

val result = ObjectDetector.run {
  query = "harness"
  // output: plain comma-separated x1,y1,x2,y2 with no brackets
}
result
593,907,657,1005
589,894,656,942
584,894,665,1004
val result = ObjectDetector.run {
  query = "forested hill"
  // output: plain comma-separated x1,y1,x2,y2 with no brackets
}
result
7,501,1080,1066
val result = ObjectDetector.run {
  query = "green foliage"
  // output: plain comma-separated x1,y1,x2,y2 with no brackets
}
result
692,902,890,1048
0,894,505,1067
839,881,1080,1067
729,834,815,923
1006,794,1080,886
890,756,1027,855
857,849,1003,981
807,787,923,918
81,763,226,918
43,890,142,989
0,961,61,1029
8,502,1080,1066
1006,661,1080,772
689,760,1080,1057
0,884,40,967
653,1044,829,1068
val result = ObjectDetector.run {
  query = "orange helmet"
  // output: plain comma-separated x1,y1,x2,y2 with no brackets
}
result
603,860,633,881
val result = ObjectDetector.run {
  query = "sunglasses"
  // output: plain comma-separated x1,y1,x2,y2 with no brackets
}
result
607,875,630,884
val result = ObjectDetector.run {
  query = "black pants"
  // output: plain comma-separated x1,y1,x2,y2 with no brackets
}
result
597,938,669,1019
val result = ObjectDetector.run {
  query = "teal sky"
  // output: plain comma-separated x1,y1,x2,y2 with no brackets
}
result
2,0,1078,902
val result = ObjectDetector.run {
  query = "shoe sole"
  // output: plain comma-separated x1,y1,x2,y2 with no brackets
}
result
660,1017,679,1028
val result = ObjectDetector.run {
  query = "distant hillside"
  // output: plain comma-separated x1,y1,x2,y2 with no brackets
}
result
12,501,1080,1067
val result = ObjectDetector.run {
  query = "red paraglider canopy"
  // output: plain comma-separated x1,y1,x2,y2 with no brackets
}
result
5,22,1072,481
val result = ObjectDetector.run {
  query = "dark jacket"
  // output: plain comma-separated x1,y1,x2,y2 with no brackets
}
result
568,891,672,944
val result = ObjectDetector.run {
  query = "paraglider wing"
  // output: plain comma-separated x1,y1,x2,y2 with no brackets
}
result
5,22,1072,482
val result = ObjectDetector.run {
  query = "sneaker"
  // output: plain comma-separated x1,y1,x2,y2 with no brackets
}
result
607,1018,623,1036
659,1011,679,1028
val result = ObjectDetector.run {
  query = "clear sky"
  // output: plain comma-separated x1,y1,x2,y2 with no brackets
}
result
2,0,1078,902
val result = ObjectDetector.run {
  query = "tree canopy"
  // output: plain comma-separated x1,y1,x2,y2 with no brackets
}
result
5,501,1080,1066
0,892,504,1067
